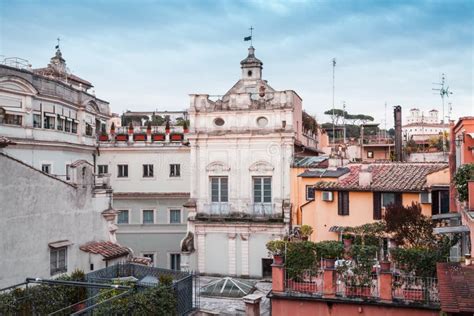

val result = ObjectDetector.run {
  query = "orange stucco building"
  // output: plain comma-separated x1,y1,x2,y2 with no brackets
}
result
293,162,449,242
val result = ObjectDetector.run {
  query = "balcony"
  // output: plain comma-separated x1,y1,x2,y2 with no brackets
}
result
196,203,282,221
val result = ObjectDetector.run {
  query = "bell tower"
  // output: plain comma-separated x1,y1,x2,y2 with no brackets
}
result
240,46,263,81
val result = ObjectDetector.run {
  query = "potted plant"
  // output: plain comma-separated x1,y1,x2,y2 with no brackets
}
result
342,233,354,247
146,121,152,136
316,240,344,269
183,120,189,133
134,133,147,141
115,134,128,141
266,240,286,265
128,122,134,134
70,269,87,311
300,225,313,241
99,131,108,141
344,244,377,298
110,122,115,135
170,133,184,141
165,120,170,134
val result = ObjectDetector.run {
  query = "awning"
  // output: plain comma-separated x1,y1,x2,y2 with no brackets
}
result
48,240,73,248
329,226,347,232
44,112,56,117
433,225,470,234
432,213,461,220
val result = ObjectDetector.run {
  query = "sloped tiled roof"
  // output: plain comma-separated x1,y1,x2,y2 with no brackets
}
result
80,241,129,260
292,156,328,168
298,167,350,178
313,163,447,192
437,262,474,314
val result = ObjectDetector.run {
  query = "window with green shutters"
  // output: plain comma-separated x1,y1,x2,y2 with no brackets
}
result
253,177,272,203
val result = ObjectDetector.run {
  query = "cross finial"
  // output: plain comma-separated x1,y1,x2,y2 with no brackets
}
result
55,37,61,50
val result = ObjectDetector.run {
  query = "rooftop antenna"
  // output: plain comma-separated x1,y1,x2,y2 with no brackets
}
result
332,58,336,144
384,102,387,138
342,101,346,144
432,73,453,153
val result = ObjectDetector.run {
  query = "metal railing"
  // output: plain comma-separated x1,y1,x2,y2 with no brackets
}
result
251,203,276,217
392,275,439,304
205,203,231,215
336,273,379,299
285,269,324,296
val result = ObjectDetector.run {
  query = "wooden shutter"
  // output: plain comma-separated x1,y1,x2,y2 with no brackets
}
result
338,191,349,215
343,192,350,215
431,191,439,215
338,191,343,215
373,192,382,220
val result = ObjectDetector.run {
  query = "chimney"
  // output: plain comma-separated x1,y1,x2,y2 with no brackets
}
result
394,105,403,162
359,165,372,187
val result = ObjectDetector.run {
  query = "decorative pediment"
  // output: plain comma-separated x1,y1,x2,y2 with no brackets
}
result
85,100,99,114
206,161,231,173
0,76,38,95
249,160,274,172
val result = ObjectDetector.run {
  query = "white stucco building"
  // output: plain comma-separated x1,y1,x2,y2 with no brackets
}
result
0,48,111,179
181,46,320,277
96,126,190,270
402,108,449,143
0,147,127,288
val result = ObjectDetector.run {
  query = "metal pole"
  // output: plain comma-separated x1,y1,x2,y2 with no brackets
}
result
332,58,336,144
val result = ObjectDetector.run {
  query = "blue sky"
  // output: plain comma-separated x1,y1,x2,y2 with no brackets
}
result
1,0,472,126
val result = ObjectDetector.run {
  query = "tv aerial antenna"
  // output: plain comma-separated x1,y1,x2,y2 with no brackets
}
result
432,73,453,153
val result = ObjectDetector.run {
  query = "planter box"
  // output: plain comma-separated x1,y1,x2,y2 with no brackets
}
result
170,133,184,141
403,289,424,301
345,286,371,297
115,134,128,141
134,134,147,141
152,134,166,141
273,255,284,265
99,135,108,141
288,280,318,294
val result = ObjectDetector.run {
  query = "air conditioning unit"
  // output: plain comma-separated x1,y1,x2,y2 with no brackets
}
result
420,192,432,204
322,191,334,202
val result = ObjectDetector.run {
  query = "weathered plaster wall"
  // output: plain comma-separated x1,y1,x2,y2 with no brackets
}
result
0,153,110,287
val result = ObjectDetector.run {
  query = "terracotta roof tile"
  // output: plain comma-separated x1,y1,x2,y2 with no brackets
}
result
437,262,474,313
313,163,447,192
80,241,129,260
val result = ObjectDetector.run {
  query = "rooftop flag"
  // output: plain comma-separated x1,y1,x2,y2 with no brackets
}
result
244,36,252,41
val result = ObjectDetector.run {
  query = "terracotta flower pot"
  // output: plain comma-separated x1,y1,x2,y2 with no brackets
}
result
170,133,183,141
323,258,336,269
99,135,108,141
343,238,353,247
152,134,166,141
380,261,391,272
273,255,284,265
115,134,128,141
403,289,423,301
184,128,189,133
134,134,146,141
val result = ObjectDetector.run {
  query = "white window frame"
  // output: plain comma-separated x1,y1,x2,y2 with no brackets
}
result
142,252,157,267
169,164,181,178
141,209,155,225
98,164,109,175
169,252,181,271
117,164,129,178
117,209,130,224
253,176,272,204
168,208,182,224
142,164,154,178
306,185,315,201
50,247,68,275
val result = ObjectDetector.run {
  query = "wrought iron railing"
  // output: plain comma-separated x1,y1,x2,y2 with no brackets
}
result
392,274,439,304
285,268,324,296
336,272,379,299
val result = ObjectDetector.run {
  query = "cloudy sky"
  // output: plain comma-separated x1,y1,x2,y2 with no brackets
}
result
1,0,472,126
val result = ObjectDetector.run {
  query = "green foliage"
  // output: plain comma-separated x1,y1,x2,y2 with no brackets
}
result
159,274,173,286
391,247,448,278
384,202,435,248
453,163,474,202
342,244,378,286
300,225,313,237
149,115,166,126
315,240,344,259
286,241,318,280
110,122,115,131
122,114,149,126
345,222,386,248
175,117,190,128
302,111,318,135
266,240,286,256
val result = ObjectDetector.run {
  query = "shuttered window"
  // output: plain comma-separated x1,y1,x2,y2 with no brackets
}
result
337,191,349,216
373,192,382,220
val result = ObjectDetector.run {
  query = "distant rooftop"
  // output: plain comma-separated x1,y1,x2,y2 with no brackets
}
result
292,156,328,168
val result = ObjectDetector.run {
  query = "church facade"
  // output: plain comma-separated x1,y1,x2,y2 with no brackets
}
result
182,46,319,277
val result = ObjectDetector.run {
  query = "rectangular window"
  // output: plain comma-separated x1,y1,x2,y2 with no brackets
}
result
42,164,51,174
72,122,78,134
169,209,181,224
253,177,272,203
66,164,71,181
381,193,396,208
432,190,450,215
169,164,181,177
170,254,181,271
57,116,64,131
33,114,42,128
117,164,128,178
65,120,71,132
85,123,93,136
44,115,55,129
306,185,315,201
143,253,155,267
211,177,228,202
98,165,109,175
142,210,154,224
143,164,154,178
50,247,67,275
373,192,382,220
4,114,22,126
338,191,349,215
117,210,129,224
